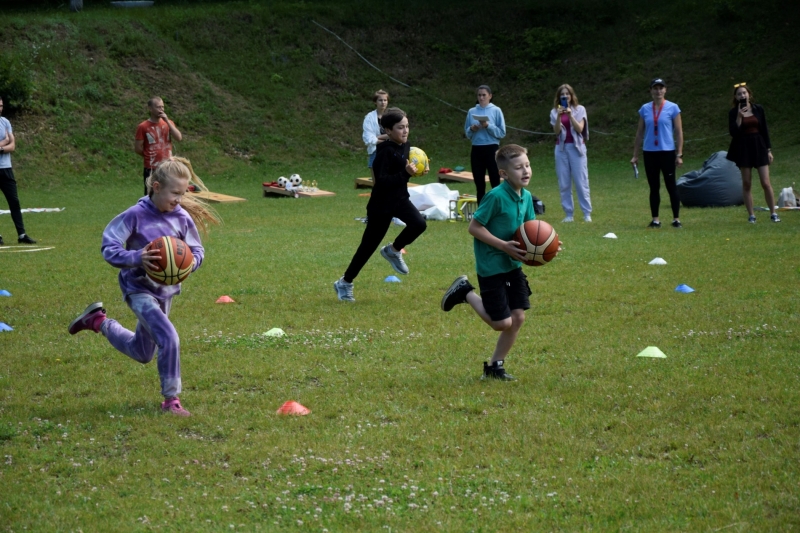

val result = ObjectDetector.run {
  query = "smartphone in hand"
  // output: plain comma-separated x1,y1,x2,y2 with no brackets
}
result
739,99,747,109
560,97,569,109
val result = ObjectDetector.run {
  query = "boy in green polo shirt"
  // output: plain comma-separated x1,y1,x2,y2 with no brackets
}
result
441,144,536,380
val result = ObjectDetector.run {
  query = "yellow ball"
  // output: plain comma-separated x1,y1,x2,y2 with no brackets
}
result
408,147,430,177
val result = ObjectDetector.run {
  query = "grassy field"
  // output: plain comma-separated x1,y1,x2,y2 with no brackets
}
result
1,156,799,531
1,0,799,530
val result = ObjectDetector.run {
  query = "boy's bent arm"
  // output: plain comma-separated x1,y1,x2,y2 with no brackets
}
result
468,219,527,262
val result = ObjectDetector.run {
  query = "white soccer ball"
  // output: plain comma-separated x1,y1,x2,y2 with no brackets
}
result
277,176,288,188
290,174,302,186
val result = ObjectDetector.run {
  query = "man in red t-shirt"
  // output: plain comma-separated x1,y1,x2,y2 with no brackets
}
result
134,97,183,195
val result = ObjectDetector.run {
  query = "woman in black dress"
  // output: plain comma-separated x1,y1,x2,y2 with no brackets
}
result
726,83,779,223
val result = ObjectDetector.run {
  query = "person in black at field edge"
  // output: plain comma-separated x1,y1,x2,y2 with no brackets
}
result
725,82,779,223
0,97,37,246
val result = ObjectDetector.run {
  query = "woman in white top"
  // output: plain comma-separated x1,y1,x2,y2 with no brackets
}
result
549,84,591,222
362,90,390,179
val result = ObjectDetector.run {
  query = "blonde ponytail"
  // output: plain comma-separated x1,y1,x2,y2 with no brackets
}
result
147,157,222,237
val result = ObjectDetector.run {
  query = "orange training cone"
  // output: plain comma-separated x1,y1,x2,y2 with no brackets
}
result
216,295,235,304
276,401,311,416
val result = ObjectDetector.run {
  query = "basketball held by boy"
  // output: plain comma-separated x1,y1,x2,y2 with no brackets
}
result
334,107,428,302
441,144,562,381
68,157,220,416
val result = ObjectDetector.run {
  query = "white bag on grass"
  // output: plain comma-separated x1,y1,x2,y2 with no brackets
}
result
407,183,459,221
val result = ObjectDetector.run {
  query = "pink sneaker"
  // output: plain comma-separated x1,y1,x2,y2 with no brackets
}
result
161,397,191,417
68,302,106,334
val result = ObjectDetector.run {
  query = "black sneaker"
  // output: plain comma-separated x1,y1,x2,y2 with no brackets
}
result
18,234,37,244
671,220,682,228
0,235,4,246
647,221,661,228
481,361,516,381
441,275,474,311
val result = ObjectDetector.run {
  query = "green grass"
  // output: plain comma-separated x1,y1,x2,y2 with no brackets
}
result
1,0,799,530
1,158,799,531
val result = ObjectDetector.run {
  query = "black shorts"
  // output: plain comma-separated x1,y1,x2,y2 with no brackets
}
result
477,267,532,322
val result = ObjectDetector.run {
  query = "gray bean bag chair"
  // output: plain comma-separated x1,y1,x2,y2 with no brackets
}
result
677,151,743,207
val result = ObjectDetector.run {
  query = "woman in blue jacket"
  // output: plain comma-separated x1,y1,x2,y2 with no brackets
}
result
464,85,506,204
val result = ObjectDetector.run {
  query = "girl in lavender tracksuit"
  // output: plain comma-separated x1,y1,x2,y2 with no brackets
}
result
68,157,219,416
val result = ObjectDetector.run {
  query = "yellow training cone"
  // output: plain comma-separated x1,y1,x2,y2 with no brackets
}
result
637,346,666,358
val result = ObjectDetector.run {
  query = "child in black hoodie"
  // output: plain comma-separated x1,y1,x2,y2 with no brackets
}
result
334,107,428,302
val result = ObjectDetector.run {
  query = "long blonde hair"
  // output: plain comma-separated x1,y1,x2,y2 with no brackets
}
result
147,157,221,236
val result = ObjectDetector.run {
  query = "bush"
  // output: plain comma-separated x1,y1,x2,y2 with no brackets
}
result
0,54,33,110
522,27,572,63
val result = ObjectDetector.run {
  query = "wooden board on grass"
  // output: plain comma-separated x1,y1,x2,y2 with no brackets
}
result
438,171,485,183
355,177,420,189
190,191,247,203
263,185,336,198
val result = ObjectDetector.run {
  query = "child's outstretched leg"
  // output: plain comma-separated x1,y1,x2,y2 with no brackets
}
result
68,302,107,334
441,274,526,381
101,294,189,416
380,200,426,275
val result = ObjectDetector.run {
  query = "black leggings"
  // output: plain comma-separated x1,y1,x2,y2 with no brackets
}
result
643,150,680,219
143,168,153,196
343,199,427,283
0,168,26,236
471,144,501,205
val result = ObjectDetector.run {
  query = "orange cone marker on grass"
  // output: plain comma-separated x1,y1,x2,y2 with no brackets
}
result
276,401,311,416
216,295,235,304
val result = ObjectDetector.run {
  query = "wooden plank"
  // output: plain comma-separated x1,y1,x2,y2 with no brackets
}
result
438,171,486,183
190,191,247,203
262,185,336,198
355,177,420,189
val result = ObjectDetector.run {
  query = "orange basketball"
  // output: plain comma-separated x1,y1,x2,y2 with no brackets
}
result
144,236,194,285
513,220,559,267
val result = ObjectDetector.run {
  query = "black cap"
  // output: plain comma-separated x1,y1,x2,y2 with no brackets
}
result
650,78,666,88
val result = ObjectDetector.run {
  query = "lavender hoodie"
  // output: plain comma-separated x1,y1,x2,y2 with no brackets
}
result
101,196,204,300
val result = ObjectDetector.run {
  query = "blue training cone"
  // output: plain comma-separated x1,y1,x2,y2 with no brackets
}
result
384,275,402,283
0,290,11,297
0,322,13,332
675,284,695,293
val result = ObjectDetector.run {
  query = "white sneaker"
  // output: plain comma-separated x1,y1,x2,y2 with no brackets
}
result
333,277,355,302
561,216,574,223
380,243,409,275
392,217,406,227
584,215,592,222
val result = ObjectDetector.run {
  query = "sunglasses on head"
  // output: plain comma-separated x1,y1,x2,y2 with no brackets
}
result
734,82,747,88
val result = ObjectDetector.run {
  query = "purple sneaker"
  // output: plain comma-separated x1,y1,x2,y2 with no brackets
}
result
161,397,191,417
68,302,106,334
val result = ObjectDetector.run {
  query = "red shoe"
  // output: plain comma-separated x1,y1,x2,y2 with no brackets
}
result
161,397,191,417
68,302,106,334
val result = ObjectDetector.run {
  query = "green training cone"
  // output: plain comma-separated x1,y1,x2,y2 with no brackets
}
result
637,346,666,358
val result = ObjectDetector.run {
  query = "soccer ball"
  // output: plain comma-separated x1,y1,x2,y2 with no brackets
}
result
277,176,288,188
290,174,302,186
408,147,429,177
